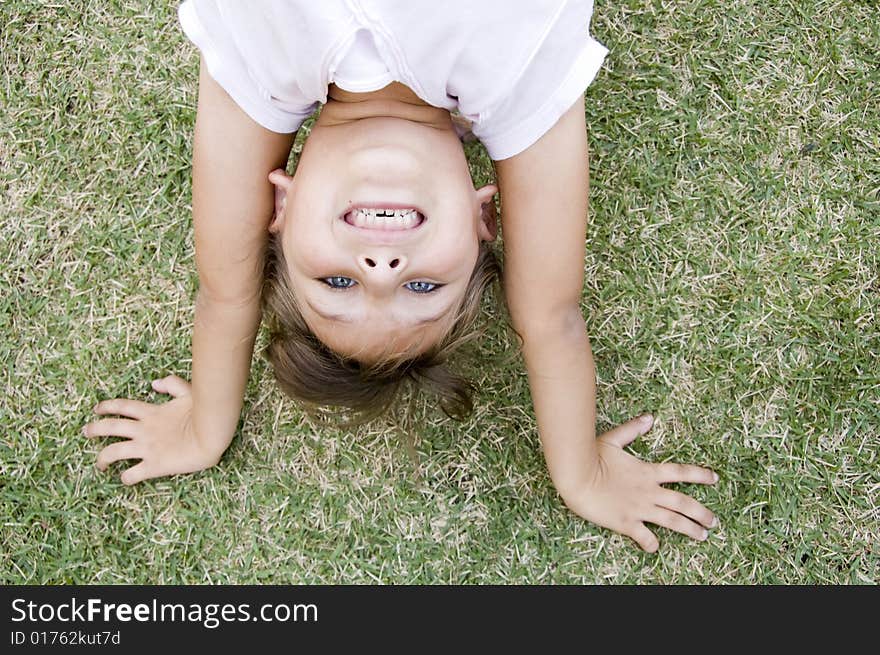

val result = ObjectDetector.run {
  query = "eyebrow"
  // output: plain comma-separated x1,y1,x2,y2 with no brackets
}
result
304,299,452,327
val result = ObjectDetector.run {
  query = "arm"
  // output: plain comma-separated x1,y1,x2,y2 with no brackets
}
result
189,58,294,452
84,58,294,484
494,97,718,551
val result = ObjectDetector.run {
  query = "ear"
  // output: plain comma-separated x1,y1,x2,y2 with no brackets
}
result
268,168,294,234
475,184,498,242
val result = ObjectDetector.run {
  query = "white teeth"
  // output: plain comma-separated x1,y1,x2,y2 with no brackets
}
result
350,208,420,229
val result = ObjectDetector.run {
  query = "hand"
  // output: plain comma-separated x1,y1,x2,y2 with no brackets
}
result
560,415,719,552
83,375,222,485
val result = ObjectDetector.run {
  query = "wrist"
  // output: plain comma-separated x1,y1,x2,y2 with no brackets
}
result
193,427,235,463
549,457,600,503
189,402,236,461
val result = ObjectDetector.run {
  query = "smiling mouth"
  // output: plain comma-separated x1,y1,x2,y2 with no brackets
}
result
343,207,425,230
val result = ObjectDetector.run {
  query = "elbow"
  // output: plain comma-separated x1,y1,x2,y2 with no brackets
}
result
509,303,586,343
196,284,263,309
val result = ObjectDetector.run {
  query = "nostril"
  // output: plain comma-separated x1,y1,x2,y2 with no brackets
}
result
389,258,400,269
365,258,376,267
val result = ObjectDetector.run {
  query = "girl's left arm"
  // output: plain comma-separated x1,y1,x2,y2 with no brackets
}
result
84,59,295,484
494,96,718,551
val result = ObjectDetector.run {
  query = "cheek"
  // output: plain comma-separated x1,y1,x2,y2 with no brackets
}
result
429,232,479,276
290,241,328,274
285,221,340,275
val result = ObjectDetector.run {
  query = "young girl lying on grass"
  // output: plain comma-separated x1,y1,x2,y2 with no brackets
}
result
83,0,719,552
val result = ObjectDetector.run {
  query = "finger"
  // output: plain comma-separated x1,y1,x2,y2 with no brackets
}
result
647,507,709,542
83,418,139,439
151,375,190,398
267,168,288,184
120,462,152,486
96,440,141,472
93,398,151,420
599,414,654,448
654,462,718,485
629,522,660,553
657,489,717,529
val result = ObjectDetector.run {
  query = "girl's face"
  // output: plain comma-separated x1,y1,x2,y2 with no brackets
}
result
269,93,497,362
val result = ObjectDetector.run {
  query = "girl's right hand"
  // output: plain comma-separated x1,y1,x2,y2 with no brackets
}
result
83,375,223,485
559,415,719,553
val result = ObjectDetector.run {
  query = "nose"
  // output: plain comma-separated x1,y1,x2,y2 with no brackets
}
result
356,254,408,288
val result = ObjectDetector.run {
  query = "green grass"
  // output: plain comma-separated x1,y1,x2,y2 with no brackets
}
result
2,0,877,583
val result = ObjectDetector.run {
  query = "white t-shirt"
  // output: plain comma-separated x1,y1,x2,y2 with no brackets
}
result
179,0,608,160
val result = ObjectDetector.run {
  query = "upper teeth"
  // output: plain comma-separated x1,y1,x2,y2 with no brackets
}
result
350,208,420,229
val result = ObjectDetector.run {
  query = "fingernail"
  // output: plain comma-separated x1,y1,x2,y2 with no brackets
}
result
710,517,718,528
712,472,719,483
640,414,653,424
82,425,89,436
701,529,709,540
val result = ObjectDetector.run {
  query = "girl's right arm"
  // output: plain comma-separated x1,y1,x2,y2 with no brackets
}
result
83,58,294,484
494,96,718,551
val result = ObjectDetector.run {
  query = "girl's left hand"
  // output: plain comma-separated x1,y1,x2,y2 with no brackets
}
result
83,375,222,485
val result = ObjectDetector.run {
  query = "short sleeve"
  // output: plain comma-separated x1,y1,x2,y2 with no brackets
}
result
471,1,608,161
179,0,316,133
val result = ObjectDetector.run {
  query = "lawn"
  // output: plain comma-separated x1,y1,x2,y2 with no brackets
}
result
1,0,877,583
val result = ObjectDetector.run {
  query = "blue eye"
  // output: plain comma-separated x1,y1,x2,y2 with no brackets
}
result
405,281,440,294
322,276,357,289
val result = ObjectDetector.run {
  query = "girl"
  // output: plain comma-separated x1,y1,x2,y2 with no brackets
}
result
84,0,719,552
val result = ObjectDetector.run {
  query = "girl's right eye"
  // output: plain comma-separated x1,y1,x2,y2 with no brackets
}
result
322,276,357,290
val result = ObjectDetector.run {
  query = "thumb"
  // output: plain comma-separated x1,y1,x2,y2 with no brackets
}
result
599,414,654,448
151,375,191,398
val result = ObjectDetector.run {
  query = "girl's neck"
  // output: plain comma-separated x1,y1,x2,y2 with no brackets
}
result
328,81,428,105
320,82,452,132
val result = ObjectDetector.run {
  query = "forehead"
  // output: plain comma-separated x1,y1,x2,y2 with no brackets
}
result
303,308,453,362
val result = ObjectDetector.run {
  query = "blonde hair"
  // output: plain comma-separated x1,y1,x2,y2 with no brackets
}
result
261,230,503,426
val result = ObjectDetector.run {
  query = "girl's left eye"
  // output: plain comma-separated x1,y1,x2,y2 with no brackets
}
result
323,276,357,289
404,281,440,293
